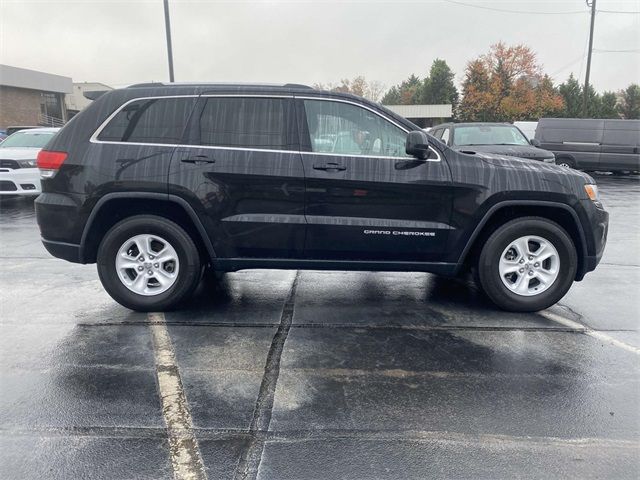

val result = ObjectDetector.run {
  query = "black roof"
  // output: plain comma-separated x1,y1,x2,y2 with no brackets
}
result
94,82,420,133
127,82,314,90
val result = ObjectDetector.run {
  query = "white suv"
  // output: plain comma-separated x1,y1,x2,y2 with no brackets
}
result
0,127,59,196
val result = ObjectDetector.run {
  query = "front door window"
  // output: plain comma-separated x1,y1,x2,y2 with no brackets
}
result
303,100,410,158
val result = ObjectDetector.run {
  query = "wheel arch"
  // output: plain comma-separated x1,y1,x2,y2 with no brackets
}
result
457,201,588,280
80,192,216,264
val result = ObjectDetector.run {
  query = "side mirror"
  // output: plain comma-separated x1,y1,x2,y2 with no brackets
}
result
530,138,541,147
406,130,431,160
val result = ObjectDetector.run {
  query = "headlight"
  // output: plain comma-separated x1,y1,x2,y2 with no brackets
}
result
584,184,600,202
17,159,37,168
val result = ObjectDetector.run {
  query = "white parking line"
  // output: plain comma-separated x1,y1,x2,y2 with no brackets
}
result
539,310,640,355
148,312,208,480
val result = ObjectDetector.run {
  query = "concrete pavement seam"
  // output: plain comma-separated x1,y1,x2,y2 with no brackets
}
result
234,271,300,480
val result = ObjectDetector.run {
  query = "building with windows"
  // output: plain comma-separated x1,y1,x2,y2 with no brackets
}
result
385,104,453,128
0,64,72,129
65,82,113,118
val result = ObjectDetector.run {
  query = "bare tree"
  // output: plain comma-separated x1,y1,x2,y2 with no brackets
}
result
313,76,386,102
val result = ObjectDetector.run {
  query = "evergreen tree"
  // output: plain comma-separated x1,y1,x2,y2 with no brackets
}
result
618,84,640,119
421,59,459,108
599,91,618,118
557,74,583,117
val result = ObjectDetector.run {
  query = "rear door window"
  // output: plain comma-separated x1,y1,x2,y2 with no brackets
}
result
197,97,294,149
98,97,196,144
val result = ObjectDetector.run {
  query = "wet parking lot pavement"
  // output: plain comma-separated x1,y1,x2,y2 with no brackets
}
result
1,174,639,479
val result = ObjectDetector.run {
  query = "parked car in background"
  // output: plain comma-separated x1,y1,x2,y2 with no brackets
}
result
0,127,59,197
6,126,41,136
430,122,555,163
513,121,538,140
536,118,640,174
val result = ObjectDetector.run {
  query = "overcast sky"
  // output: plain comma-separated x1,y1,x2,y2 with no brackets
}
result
1,0,638,93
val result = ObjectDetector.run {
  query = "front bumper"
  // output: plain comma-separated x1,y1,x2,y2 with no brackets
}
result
0,168,41,195
576,201,608,280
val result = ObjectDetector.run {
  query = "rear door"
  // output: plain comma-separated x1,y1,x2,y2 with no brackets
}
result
93,96,198,194
599,120,640,171
297,97,453,262
168,95,306,259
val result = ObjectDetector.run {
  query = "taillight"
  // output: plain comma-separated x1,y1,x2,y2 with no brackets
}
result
37,150,67,179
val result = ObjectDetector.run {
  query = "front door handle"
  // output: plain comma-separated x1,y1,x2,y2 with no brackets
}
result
313,162,346,172
181,155,216,165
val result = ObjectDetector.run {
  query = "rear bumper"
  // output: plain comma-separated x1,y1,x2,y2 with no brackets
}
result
35,192,86,263
0,169,41,195
41,238,82,263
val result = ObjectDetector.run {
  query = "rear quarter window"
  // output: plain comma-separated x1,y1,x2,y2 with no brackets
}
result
97,97,196,144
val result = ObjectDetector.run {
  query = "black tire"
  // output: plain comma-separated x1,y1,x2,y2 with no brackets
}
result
97,215,201,311
477,217,577,312
555,157,575,169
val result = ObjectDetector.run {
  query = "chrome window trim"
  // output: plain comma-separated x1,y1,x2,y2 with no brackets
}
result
89,94,441,162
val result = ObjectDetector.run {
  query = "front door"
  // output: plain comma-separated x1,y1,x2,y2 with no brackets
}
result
298,98,453,262
168,95,306,259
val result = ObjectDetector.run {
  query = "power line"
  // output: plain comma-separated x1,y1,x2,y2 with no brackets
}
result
441,0,639,15
549,53,587,78
598,9,640,14
441,0,585,15
593,48,640,53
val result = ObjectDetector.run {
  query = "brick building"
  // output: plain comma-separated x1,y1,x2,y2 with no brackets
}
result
0,64,72,129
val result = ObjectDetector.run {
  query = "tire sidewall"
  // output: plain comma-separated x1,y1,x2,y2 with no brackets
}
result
97,216,201,311
478,218,577,312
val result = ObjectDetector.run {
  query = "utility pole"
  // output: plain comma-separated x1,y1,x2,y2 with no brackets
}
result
583,0,596,117
163,0,175,82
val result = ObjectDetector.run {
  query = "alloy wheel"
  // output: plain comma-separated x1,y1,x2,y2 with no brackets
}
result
498,235,560,296
115,234,179,296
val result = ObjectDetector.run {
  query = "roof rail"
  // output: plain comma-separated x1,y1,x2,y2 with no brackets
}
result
283,83,314,89
125,82,314,89
127,82,163,88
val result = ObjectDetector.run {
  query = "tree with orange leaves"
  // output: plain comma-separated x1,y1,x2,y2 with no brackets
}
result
458,42,564,122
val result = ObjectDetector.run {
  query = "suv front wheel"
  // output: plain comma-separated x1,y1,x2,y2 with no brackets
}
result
97,215,202,311
477,217,577,312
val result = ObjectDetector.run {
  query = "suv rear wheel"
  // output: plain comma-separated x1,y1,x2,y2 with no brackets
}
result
477,217,577,312
97,215,201,311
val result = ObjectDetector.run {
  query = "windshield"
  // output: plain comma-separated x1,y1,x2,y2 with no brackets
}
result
0,131,55,149
454,125,529,146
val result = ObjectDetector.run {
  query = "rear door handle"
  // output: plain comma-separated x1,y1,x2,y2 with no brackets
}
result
181,155,216,165
313,162,346,172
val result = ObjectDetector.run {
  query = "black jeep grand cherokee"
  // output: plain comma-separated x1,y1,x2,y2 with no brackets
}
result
35,83,608,312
